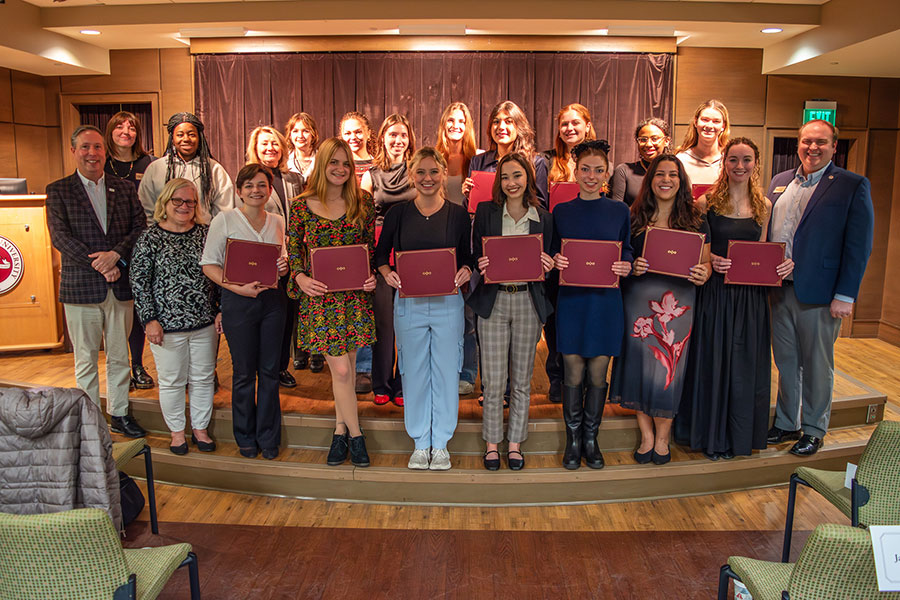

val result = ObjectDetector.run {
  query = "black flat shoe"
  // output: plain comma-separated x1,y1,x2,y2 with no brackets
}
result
651,448,671,465
767,426,801,444
349,433,370,467
720,450,735,460
261,447,279,460
789,435,823,457
279,370,297,388
309,354,325,373
507,450,525,471
327,433,349,466
483,449,500,471
110,415,147,438
239,446,259,458
131,365,155,390
294,351,309,370
703,451,720,461
169,443,188,455
633,449,653,464
190,434,216,452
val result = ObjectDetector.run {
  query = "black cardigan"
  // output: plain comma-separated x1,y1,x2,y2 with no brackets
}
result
465,200,554,324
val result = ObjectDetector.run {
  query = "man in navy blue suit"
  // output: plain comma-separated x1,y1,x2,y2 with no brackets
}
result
765,120,874,456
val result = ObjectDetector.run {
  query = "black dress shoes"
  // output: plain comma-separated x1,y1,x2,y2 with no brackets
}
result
279,370,297,388
633,449,653,464
130,365,155,390
507,450,525,471
239,446,259,458
651,448,671,465
767,426,802,444
261,447,279,460
169,442,188,455
789,435,823,456
294,351,309,370
483,449,501,471
190,434,216,452
110,415,147,438
309,354,325,373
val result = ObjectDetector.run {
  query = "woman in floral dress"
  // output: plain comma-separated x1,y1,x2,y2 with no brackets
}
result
288,137,377,467
609,154,710,465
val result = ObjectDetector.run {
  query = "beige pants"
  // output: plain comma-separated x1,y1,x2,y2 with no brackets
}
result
64,289,133,417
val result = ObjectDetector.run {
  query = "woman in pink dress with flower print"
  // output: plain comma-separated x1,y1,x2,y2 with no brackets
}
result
608,154,711,465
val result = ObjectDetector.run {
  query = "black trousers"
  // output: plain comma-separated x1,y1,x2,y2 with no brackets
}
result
372,274,402,396
280,296,300,371
543,272,563,386
128,304,146,367
221,287,286,450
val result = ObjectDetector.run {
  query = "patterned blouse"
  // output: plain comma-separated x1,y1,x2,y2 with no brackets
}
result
130,223,220,333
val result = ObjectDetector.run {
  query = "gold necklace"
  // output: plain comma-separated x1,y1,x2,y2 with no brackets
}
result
109,157,134,179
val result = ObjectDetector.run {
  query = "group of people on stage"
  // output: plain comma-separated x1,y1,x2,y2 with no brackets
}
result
45,95,874,473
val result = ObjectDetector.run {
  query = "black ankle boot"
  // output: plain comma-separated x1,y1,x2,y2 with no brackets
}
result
326,431,349,466
582,384,607,469
349,431,370,467
562,384,584,470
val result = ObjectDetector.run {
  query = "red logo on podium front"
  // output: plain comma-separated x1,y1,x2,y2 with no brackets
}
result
0,236,24,295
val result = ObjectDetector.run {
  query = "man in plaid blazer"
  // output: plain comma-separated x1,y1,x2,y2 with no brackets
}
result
46,125,148,437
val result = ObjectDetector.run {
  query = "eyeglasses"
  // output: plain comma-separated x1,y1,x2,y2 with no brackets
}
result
170,198,197,208
637,136,665,144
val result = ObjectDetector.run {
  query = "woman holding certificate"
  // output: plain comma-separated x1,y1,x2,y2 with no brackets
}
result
288,138,377,468
201,164,289,460
551,141,633,470
675,100,730,187
362,114,417,408
468,153,554,471
376,148,474,471
609,154,710,466
679,138,792,460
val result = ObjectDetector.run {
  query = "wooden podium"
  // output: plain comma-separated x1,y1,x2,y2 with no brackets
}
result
0,195,64,351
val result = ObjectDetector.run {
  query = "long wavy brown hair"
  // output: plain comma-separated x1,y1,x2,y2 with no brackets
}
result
373,114,417,172
705,137,768,225
549,103,596,183
485,100,536,161
435,102,478,176
299,137,369,227
631,154,702,236
492,152,539,209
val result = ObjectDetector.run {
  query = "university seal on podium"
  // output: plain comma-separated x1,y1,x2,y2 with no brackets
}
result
0,236,24,295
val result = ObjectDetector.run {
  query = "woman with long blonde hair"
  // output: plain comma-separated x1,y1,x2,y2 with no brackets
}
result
435,101,482,206
288,137,377,467
678,137,793,460
675,99,730,186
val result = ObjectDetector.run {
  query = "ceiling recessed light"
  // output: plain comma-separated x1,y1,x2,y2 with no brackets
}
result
80,29,101,36
761,27,783,34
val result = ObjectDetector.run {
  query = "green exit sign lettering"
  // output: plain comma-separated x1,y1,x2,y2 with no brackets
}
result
803,108,836,125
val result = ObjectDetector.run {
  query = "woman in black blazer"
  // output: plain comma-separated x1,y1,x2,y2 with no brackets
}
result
467,152,554,471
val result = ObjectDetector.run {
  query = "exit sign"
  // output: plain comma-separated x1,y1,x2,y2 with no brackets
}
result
804,101,837,125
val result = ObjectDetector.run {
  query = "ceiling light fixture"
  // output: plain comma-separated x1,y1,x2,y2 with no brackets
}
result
80,29,101,36
761,27,783,34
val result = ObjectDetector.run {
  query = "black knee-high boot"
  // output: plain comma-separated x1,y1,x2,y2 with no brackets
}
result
582,384,607,469
562,384,584,470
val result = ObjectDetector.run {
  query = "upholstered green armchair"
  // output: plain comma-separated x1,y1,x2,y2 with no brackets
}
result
113,438,159,534
0,508,200,600
782,420,900,562
718,523,900,600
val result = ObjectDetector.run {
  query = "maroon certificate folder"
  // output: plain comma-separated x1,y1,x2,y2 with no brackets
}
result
482,234,544,284
222,238,280,288
643,227,705,279
724,240,785,287
310,244,370,292
691,184,713,200
549,182,580,212
559,239,622,288
395,248,458,298
467,171,496,213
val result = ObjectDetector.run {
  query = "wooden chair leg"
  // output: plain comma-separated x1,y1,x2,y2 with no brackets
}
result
717,564,738,600
139,445,159,535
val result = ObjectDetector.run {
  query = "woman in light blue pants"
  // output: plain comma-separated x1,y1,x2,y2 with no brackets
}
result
376,147,474,471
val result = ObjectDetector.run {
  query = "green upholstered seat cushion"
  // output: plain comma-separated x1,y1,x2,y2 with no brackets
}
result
124,543,192,600
794,466,852,519
728,556,793,600
856,420,900,525
112,438,147,470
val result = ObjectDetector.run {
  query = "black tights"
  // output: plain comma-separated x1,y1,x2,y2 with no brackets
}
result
562,354,611,388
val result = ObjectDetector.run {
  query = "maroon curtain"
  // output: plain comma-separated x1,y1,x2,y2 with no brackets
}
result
195,52,673,181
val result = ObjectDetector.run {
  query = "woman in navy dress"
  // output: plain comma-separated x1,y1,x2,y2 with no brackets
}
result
552,141,633,470
678,138,793,459
609,154,710,466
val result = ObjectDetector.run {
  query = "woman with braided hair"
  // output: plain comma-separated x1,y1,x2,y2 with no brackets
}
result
138,112,234,224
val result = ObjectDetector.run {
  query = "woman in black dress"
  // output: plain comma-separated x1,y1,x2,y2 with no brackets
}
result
104,110,156,391
610,118,670,207
678,138,793,459
609,154,710,465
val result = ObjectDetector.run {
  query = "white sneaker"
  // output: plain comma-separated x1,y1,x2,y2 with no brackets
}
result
458,380,474,395
408,448,430,470
429,448,451,470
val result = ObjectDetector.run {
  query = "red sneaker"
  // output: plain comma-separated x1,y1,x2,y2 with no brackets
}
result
374,394,390,405
392,394,404,407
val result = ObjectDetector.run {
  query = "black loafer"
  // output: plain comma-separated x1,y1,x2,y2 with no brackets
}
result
309,354,325,373
131,365,155,390
789,435,823,456
190,434,216,452
651,448,671,465
483,449,501,471
110,415,147,438
327,432,349,466
507,450,525,471
169,442,188,455
279,370,297,388
261,447,279,460
239,446,259,458
767,426,801,444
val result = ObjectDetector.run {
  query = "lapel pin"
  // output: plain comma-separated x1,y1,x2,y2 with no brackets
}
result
828,175,834,180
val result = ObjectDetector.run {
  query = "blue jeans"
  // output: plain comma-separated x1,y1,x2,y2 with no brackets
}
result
460,305,479,384
356,344,373,373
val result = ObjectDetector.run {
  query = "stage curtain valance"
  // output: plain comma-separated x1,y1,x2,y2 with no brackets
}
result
195,52,673,180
